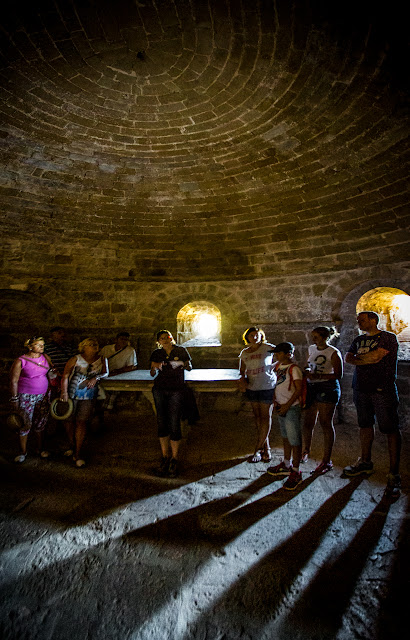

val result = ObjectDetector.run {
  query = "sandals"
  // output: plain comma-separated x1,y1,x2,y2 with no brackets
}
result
14,453,26,463
250,446,272,463
262,448,272,462
301,450,309,464
249,451,262,463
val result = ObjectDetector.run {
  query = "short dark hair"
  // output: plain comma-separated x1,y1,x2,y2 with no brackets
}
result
50,325,64,333
273,341,294,354
116,331,130,338
358,311,379,323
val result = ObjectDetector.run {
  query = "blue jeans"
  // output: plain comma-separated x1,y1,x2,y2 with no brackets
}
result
152,388,184,440
277,405,302,446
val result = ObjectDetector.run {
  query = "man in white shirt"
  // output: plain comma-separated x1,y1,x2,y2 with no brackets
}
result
99,332,138,412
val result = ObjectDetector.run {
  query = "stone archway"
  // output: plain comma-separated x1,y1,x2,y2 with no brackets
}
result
336,278,410,427
356,287,410,360
177,301,222,347
337,278,410,360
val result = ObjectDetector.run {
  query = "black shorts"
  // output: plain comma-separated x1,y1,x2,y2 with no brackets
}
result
353,389,400,434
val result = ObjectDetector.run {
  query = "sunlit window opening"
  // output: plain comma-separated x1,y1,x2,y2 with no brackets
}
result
356,287,410,360
177,302,222,347
195,313,219,339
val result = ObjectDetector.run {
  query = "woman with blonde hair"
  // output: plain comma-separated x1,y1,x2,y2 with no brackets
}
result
238,327,276,462
302,326,343,474
9,336,54,462
60,338,108,468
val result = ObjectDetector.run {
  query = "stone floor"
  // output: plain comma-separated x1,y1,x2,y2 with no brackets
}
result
0,402,408,640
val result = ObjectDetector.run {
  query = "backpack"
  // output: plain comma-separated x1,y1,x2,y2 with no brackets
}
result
274,362,307,409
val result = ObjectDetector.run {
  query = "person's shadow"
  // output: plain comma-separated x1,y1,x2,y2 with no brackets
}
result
178,477,366,640
275,494,399,639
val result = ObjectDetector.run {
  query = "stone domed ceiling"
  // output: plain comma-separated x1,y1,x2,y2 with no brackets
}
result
0,0,408,282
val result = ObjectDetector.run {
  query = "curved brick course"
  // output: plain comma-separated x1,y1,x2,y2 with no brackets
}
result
0,0,408,282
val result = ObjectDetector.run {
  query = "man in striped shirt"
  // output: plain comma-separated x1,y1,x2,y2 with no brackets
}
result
44,326,76,375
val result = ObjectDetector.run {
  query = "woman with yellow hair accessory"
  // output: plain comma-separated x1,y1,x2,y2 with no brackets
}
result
9,336,54,463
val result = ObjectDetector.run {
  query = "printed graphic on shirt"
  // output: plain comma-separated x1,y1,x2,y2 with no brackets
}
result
274,364,302,406
349,330,398,393
276,366,289,388
356,335,381,355
311,354,327,373
239,343,276,391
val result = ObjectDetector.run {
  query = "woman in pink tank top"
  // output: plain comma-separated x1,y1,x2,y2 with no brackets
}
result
9,336,54,463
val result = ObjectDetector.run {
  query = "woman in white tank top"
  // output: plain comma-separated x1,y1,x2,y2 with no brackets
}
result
302,326,343,475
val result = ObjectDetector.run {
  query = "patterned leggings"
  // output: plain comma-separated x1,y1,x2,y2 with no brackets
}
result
17,392,50,437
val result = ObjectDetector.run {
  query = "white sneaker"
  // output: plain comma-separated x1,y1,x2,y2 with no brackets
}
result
14,454,26,463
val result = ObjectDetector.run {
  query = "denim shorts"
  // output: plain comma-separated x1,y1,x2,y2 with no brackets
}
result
245,388,275,404
277,405,302,446
305,381,341,408
353,389,400,434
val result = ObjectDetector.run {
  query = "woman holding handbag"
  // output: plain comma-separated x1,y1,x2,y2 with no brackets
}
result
60,338,108,468
9,336,54,462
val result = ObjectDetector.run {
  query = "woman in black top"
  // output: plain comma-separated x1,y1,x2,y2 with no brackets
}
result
150,330,192,478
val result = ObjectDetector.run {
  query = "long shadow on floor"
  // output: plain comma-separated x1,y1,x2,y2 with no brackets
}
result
375,495,410,639
0,475,363,640
0,454,246,532
180,477,366,640
0,474,279,640
275,494,396,639
124,472,305,549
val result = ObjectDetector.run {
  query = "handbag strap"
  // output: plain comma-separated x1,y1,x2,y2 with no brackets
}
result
107,347,127,360
20,356,50,371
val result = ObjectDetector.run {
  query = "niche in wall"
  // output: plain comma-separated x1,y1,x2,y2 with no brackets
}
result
356,287,410,360
177,302,222,347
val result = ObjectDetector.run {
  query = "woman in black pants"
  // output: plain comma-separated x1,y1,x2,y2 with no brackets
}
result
150,330,192,478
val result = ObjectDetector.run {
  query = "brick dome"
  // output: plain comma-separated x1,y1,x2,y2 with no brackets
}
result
1,0,408,282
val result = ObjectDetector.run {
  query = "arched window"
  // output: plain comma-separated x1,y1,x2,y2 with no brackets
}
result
356,287,410,360
177,302,222,347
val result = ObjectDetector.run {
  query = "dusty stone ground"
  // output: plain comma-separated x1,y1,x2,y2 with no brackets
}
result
0,399,408,640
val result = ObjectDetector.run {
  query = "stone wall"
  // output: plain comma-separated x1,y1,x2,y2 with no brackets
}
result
1,262,409,428
0,2,409,427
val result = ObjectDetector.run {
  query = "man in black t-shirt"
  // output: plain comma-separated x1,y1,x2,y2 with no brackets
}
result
343,311,401,499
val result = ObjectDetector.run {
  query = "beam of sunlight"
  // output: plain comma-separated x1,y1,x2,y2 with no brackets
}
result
0,466,258,586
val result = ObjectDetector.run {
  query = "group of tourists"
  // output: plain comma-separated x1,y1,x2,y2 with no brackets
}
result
8,312,402,499
9,328,137,469
238,311,402,499
238,325,343,490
